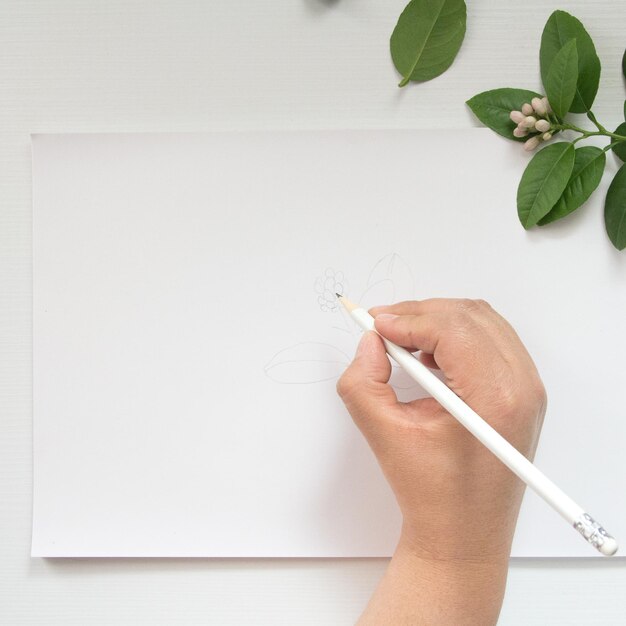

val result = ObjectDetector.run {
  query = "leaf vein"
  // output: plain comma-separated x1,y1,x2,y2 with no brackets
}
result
402,3,448,82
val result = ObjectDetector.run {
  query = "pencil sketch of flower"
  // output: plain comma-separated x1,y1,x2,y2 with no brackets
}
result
314,268,346,313
264,253,416,388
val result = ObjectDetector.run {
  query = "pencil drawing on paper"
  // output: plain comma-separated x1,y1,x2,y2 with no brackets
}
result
264,253,417,388
314,268,346,313
263,342,351,385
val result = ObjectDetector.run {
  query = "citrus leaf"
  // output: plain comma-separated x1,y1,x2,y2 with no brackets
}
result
517,142,575,228
612,123,626,162
466,88,543,141
605,165,626,250
545,39,579,118
391,0,467,87
540,11,600,112
539,146,605,225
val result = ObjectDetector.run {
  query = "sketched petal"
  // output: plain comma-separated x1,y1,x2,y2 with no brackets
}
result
264,342,350,384
366,253,415,302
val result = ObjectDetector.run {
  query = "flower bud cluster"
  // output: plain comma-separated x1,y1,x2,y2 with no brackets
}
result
510,97,554,151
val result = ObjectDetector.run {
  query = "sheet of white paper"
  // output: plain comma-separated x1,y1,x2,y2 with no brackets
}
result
32,130,626,557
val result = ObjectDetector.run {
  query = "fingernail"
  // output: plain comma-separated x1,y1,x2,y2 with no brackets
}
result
375,313,398,322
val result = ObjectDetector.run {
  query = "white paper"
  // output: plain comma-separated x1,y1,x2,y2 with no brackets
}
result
32,130,626,557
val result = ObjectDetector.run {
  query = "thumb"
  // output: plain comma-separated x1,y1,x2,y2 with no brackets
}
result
337,331,399,427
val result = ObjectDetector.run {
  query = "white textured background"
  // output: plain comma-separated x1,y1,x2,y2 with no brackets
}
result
1,1,625,623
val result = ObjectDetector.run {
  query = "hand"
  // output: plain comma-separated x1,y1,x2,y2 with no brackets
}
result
337,299,546,625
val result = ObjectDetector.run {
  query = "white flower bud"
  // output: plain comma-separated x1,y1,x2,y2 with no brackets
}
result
521,102,534,116
543,132,553,141
535,119,550,132
513,127,528,137
523,116,537,129
524,136,541,151
541,97,552,114
532,97,547,116
510,110,525,124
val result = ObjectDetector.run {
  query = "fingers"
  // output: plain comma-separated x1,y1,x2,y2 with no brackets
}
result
369,298,459,318
369,298,495,319
371,299,497,354
374,313,443,354
336,331,400,427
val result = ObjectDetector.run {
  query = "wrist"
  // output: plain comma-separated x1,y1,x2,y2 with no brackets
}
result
395,531,510,578
398,515,517,565
359,537,510,625
389,539,509,625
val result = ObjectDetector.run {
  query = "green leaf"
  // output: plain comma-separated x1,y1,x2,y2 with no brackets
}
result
466,88,543,141
390,0,467,87
538,146,605,225
613,123,626,162
517,142,575,228
540,11,601,112
604,164,626,250
545,39,579,118
622,48,626,80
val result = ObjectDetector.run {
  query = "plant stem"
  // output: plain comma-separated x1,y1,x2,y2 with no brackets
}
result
603,141,622,153
586,111,608,133
555,123,626,142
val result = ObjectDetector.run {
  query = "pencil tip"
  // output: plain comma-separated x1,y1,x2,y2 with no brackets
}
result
335,292,342,298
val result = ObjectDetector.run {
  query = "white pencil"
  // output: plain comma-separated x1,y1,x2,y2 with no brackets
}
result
338,294,618,556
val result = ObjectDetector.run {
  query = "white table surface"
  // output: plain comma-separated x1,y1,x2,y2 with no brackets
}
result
1,1,625,623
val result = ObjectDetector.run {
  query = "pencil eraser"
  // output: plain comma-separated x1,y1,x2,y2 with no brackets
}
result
574,512,618,556
598,536,618,557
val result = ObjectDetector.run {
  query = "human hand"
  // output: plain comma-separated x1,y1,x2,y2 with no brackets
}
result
337,299,547,624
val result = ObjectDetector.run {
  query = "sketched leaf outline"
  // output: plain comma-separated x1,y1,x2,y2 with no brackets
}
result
363,252,415,304
264,341,351,384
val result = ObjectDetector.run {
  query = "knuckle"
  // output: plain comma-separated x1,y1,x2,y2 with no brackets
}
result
530,376,548,412
336,371,352,399
493,374,546,420
476,374,522,420
448,306,487,341
336,368,360,402
448,312,477,339
456,298,489,313
456,298,480,312
497,386,522,416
